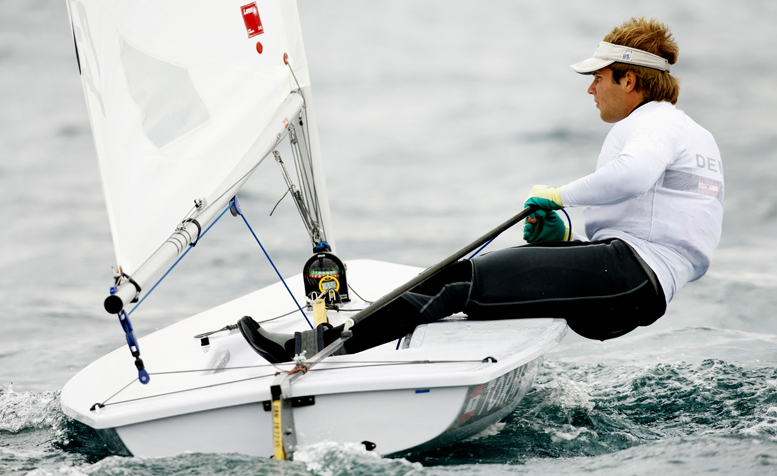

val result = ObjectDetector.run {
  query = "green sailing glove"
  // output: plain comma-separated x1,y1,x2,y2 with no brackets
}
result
523,209,570,243
524,184,565,211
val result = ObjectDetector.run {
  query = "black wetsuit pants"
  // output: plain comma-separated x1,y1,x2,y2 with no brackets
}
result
327,239,666,353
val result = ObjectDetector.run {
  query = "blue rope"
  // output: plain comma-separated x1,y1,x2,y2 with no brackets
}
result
560,208,573,241
467,207,574,260
238,211,313,329
127,205,232,316
468,236,497,259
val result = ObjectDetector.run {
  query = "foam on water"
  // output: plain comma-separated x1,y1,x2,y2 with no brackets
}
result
24,454,309,476
0,385,62,433
3,357,777,475
398,358,777,469
294,442,423,476
464,422,506,442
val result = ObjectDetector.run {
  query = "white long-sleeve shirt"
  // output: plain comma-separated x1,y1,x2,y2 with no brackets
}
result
561,101,724,303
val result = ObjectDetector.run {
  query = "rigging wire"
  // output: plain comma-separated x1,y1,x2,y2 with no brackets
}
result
291,128,321,228
290,132,315,229
284,54,325,245
192,302,372,342
274,151,314,241
269,188,290,217
92,357,495,408
347,284,374,304
193,309,299,340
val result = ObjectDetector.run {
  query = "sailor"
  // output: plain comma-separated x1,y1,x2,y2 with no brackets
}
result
243,17,724,363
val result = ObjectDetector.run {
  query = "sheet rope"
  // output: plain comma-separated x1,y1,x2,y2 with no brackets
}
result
234,203,314,329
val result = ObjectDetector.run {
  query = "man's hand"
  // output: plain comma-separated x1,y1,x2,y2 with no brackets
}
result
524,184,564,211
523,209,570,243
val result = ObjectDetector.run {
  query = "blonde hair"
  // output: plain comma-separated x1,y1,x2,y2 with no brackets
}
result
604,17,681,104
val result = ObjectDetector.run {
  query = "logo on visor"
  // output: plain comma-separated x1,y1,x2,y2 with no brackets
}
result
621,49,633,61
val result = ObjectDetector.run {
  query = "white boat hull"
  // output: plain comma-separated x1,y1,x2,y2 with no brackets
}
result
62,260,566,457
97,358,542,457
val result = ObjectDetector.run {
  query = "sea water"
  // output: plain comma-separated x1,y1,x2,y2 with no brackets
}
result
2,0,776,474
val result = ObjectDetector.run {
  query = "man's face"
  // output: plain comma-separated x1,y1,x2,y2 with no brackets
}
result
587,67,634,123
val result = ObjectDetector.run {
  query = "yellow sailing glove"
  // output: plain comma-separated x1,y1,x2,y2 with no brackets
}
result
524,185,565,211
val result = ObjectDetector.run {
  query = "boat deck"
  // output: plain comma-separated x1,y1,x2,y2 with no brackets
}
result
61,260,566,429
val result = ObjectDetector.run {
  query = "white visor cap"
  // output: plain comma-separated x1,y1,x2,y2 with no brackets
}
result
570,42,672,74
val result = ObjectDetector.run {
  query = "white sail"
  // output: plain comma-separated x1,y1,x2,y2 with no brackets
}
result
66,0,319,277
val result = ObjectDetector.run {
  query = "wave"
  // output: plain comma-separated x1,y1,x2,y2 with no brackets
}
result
0,385,63,434
3,358,777,475
402,358,777,466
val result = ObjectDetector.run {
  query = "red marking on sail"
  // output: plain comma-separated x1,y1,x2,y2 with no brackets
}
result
471,384,484,397
241,3,264,38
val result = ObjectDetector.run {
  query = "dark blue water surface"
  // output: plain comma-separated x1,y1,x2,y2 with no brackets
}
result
2,1,776,474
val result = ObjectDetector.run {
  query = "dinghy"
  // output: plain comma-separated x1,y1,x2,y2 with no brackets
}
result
60,0,567,458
